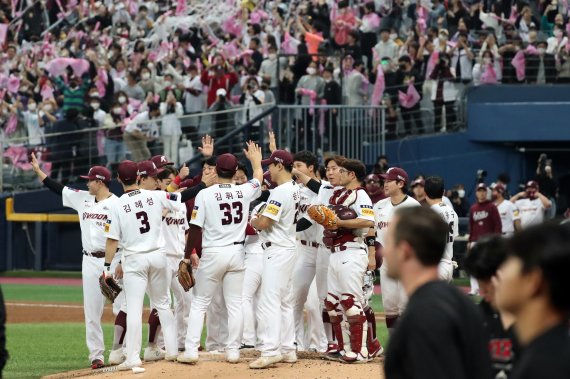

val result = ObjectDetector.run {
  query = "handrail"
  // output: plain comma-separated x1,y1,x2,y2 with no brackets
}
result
4,198,78,222
183,105,278,167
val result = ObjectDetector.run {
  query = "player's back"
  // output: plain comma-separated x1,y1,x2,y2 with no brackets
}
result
431,202,459,261
191,180,261,250
109,189,181,256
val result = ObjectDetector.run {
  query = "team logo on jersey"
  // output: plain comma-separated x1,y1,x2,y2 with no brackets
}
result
265,204,280,216
360,205,374,217
104,220,111,233
191,206,198,220
249,180,260,188
167,193,178,201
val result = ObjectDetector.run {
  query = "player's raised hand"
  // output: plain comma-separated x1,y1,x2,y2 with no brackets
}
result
29,152,47,181
268,131,277,153
243,140,262,163
198,134,214,157
179,163,190,180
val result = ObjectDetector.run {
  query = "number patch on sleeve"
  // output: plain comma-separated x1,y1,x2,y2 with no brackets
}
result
191,206,198,220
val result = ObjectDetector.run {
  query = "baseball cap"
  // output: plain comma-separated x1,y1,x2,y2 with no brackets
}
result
476,183,487,191
262,171,276,189
261,149,293,166
526,180,539,189
80,166,111,183
493,183,506,194
151,155,174,168
380,167,408,184
411,178,425,188
216,153,239,174
117,160,138,182
365,174,381,183
137,160,164,177
216,88,227,97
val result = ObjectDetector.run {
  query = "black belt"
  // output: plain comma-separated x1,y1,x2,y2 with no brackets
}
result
300,240,320,248
234,241,245,245
83,250,105,258
330,245,348,253
261,242,272,250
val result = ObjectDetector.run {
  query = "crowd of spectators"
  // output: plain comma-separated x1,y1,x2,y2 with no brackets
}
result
1,0,570,180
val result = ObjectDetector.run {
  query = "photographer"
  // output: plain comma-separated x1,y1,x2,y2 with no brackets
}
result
239,77,265,141
430,53,458,132
536,154,558,219
511,181,552,228
201,56,239,108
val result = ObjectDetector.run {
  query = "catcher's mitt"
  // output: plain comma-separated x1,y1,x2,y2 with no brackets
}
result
307,205,338,229
99,271,122,302
178,260,196,292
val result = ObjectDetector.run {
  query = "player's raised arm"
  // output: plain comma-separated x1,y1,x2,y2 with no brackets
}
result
243,140,263,184
292,167,322,194
30,152,65,195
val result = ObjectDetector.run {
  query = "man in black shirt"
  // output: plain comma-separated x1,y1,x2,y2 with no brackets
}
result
464,235,519,379
383,206,492,379
395,55,424,135
495,223,570,379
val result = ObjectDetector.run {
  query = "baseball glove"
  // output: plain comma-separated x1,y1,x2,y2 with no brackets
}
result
99,271,122,302
178,260,196,292
307,205,338,229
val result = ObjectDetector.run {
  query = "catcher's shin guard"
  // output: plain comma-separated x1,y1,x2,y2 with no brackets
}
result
324,293,344,351
340,293,368,361
364,305,383,357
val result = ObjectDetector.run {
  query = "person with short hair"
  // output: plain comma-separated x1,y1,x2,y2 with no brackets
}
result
383,206,492,379
510,181,552,229
493,184,521,236
495,223,570,379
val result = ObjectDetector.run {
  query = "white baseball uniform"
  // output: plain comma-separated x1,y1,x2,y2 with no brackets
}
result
431,202,459,282
496,199,520,236
241,202,265,347
183,180,262,356
205,288,228,352
61,187,122,363
162,206,191,350
374,196,420,319
514,198,543,229
106,189,182,366
257,180,301,357
291,181,329,351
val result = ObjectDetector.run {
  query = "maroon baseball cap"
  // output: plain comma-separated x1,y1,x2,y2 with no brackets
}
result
476,183,487,191
261,150,293,166
137,160,164,177
493,183,506,194
380,167,408,184
526,180,539,189
80,166,111,183
216,153,239,174
262,171,276,189
117,160,138,182
411,178,425,188
365,174,381,183
151,155,174,168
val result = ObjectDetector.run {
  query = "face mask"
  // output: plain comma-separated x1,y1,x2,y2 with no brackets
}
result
324,78,331,83
483,57,491,65
108,51,114,59
164,81,172,88
389,33,398,40
268,53,277,60
44,105,53,112
554,30,563,38
91,92,100,98
28,103,37,111
113,108,122,115
538,47,546,55
118,96,127,104
439,34,448,41
457,189,465,198
91,102,100,110
20,86,28,92
307,67,316,75
142,72,150,80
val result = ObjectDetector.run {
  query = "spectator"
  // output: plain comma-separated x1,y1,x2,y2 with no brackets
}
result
450,32,474,84
396,55,424,135
209,88,234,141
332,0,356,48
373,155,390,175
365,174,386,205
472,50,502,86
123,71,146,102
494,223,570,379
201,58,239,108
343,30,363,62
259,45,282,94
53,74,91,112
430,53,458,132
124,103,161,162
105,102,128,167
536,154,558,218
450,185,469,217
446,0,468,36
411,178,427,206
358,2,381,71
16,97,44,147
50,108,81,184
463,236,520,379
426,0,447,29
468,183,502,295
493,183,522,237
160,93,184,165
526,40,557,84
239,76,265,141
322,67,342,144
139,66,156,95
182,65,204,142
511,181,552,228
373,28,400,65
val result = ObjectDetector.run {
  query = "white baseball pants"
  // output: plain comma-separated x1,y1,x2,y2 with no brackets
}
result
166,255,193,349
206,286,228,351
241,252,263,346
380,262,408,317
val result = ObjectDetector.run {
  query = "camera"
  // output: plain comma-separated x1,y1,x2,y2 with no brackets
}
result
476,169,487,183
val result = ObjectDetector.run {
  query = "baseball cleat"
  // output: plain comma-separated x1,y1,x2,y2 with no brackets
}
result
109,348,126,365
91,359,104,369
368,340,384,358
239,343,255,350
165,354,178,361
177,351,198,364
117,361,142,371
226,350,240,363
341,352,371,364
143,346,166,361
282,351,297,363
249,354,283,369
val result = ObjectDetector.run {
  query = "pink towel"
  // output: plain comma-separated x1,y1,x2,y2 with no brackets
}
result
398,84,421,108
510,50,526,81
480,64,498,84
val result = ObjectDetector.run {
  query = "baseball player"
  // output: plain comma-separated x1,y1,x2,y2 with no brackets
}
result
103,160,208,370
364,174,386,205
177,143,263,364
248,150,301,369
374,167,420,336
510,181,552,229
290,150,329,352
424,176,459,282
492,183,521,237
29,153,121,369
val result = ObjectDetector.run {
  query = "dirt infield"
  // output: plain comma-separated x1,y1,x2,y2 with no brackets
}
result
44,351,385,379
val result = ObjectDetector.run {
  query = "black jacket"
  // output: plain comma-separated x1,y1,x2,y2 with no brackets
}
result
323,80,342,106
525,53,557,84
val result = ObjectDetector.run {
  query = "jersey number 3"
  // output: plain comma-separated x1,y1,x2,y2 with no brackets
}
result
220,202,243,225
136,211,150,234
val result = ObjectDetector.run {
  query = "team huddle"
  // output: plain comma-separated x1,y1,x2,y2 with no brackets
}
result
29,134,458,371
